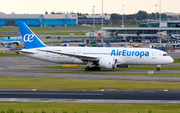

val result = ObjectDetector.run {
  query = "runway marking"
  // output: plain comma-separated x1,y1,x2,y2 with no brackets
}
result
32,89,37,91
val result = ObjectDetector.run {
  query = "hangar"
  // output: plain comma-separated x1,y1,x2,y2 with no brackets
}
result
0,14,78,26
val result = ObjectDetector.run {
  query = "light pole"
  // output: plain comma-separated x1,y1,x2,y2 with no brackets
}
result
159,0,161,22
122,4,124,27
155,5,158,22
93,6,95,32
159,0,162,48
101,0,104,46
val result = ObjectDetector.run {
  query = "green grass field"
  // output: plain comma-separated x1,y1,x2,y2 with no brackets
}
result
174,59,180,63
46,72,180,77
0,76,180,90
0,53,23,57
0,102,180,113
36,65,180,70
0,26,101,32
0,25,139,32
37,32,86,35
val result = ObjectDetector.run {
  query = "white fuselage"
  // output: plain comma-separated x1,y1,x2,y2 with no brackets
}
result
20,47,174,65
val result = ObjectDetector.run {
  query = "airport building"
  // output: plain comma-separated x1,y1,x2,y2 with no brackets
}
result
103,27,180,42
0,14,78,26
139,21,180,28
102,21,180,42
78,15,111,25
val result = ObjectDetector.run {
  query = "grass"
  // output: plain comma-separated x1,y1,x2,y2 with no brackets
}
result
35,65,180,70
1,76,180,90
121,66,180,70
0,34,19,37
37,32,86,35
46,72,180,77
0,26,101,32
0,53,24,57
0,102,180,113
174,59,180,63
0,25,139,32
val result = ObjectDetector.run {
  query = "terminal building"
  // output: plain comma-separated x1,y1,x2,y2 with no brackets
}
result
0,14,78,26
102,21,180,42
139,21,180,28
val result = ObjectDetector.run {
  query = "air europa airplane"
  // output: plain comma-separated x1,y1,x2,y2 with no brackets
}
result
15,21,174,71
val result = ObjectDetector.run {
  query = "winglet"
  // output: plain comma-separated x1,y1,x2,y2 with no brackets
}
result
16,21,46,49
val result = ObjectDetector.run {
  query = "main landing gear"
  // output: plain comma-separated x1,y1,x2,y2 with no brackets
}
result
156,65,161,71
85,66,101,71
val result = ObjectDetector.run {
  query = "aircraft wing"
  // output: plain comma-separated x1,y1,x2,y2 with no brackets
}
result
38,49,99,61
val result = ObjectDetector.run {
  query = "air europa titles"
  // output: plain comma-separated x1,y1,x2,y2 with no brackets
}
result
111,50,149,58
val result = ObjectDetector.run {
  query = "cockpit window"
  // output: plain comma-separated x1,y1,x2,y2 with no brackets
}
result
163,54,169,56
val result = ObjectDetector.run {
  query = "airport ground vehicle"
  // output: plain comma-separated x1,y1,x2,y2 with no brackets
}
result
171,43,180,49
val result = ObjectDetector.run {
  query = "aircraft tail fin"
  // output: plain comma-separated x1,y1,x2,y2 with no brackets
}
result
16,21,46,49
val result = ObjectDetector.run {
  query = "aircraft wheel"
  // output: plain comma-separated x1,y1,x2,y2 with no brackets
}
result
96,67,101,71
85,67,89,71
156,68,160,71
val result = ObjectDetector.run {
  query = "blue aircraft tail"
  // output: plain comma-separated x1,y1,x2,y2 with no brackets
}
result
16,21,46,49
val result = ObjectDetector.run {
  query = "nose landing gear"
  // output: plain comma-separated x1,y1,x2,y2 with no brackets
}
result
156,65,161,71
156,67,160,71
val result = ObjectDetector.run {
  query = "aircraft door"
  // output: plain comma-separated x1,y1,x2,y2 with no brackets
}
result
77,50,82,55
126,57,132,64
46,52,51,61
152,52,157,59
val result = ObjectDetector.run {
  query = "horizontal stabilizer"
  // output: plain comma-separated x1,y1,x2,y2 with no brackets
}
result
15,49,37,54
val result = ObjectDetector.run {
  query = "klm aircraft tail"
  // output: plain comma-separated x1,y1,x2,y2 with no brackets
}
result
16,21,46,49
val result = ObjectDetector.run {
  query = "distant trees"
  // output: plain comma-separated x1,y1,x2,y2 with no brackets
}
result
51,11,55,14
111,10,168,21
5,19,15,26
109,10,170,25
136,11,148,20
11,12,15,14
0,11,5,14
50,11,63,14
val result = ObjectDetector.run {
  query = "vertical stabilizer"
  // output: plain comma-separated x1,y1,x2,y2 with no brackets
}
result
16,21,46,49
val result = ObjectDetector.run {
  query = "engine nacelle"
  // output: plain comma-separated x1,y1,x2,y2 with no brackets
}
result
99,58,117,69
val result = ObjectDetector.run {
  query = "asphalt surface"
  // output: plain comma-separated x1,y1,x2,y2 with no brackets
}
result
0,45,180,103
0,90,180,103
0,56,180,82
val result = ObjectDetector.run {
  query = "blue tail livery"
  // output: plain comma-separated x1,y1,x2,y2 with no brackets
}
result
16,21,46,49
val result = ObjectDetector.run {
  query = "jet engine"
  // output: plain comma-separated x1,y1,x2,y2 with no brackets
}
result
99,57,117,69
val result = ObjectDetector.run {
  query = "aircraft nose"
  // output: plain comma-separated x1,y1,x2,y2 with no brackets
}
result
169,57,174,63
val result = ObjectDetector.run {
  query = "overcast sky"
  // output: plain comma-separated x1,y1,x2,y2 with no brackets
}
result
0,0,180,14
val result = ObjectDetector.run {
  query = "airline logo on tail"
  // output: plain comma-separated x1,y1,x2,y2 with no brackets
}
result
24,34,34,42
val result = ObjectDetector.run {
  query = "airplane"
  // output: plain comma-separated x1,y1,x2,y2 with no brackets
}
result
15,21,174,71
0,36,22,48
